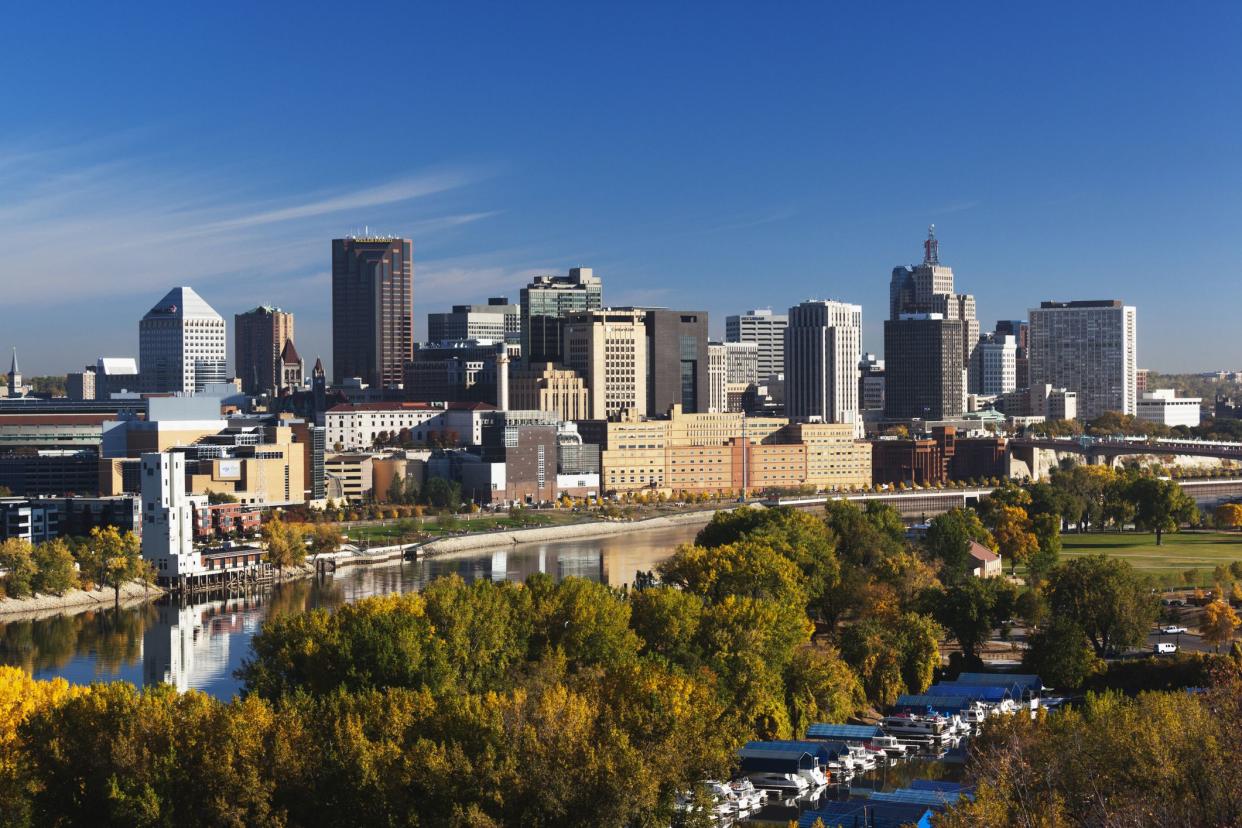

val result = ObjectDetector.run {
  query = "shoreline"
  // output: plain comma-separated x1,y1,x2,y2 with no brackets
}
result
0,508,724,620
0,580,166,621
414,508,721,557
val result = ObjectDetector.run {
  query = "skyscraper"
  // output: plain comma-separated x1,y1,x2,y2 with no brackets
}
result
520,268,603,364
884,314,964,420
235,305,294,396
428,297,519,345
783,300,862,435
331,236,413,389
139,287,227,394
889,227,979,391
1028,300,1137,420
995,319,1031,389
641,308,708,417
976,333,1018,396
725,308,787,381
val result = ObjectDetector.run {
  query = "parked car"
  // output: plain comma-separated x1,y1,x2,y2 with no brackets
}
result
1154,642,1178,655
1160,625,1188,635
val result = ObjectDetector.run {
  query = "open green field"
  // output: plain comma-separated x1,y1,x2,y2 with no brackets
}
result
1061,531,1242,580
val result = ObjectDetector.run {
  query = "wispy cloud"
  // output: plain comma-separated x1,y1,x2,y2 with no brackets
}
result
0,140,493,307
928,199,981,216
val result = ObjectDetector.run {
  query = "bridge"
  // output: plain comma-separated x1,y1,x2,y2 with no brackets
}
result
1009,436,1242,463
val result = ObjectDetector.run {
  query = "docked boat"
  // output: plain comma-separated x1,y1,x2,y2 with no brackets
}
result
729,778,766,811
865,735,910,759
880,714,950,738
747,772,811,795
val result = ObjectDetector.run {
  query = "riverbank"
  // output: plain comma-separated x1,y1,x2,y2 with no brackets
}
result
0,579,166,619
416,508,722,557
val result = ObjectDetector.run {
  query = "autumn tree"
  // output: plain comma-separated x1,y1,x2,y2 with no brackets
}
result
1214,502,1242,529
988,505,1039,574
1201,600,1241,652
0,539,37,599
85,526,142,604
31,539,78,596
261,516,306,573
924,508,994,583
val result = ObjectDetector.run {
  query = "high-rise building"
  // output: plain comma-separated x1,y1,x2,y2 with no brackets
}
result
783,300,862,435
139,287,227,394
889,227,979,391
1028,300,1137,420
723,341,760,386
428,297,519,345
725,308,788,381
707,343,727,414
331,236,413,389
562,308,647,420
520,268,603,364
140,452,203,580
995,319,1030,389
884,314,964,420
858,353,885,411
235,305,294,396
67,366,97,401
976,333,1017,396
641,309,708,416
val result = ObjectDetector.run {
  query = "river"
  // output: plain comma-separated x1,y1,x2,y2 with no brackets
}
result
0,523,703,699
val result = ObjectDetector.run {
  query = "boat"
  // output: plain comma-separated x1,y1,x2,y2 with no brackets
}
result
729,778,767,811
747,772,811,795
865,735,909,759
880,714,950,738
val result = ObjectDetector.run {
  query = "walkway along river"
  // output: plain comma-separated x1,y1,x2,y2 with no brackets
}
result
0,522,704,699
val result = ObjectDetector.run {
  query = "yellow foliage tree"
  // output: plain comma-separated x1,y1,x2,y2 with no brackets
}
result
1201,599,1241,652
1216,503,1242,529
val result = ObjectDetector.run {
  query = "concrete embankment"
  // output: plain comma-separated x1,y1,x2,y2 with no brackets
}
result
417,509,721,557
0,580,166,620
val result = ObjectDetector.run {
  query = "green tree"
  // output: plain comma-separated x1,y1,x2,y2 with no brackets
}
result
421,477,461,511
1022,617,1102,688
924,508,994,582
422,575,530,692
1045,554,1159,656
926,578,1015,664
31,538,78,596
527,576,642,670
824,499,903,567
783,646,865,737
0,538,37,599
1128,477,1198,545
657,541,808,607
628,585,704,666
1027,512,1062,586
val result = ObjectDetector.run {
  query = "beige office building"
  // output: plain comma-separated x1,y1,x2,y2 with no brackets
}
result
562,308,648,420
509,362,590,421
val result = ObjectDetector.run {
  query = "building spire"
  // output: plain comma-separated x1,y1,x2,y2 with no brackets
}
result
923,224,939,265
8,347,17,376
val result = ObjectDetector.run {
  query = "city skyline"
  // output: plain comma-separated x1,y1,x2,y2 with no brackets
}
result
4,4,1242,375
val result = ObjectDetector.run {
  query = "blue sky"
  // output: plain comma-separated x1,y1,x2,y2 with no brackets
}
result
3,2,1240,376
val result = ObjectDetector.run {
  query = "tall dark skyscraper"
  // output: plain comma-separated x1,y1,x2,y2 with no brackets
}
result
235,305,294,396
884,315,964,420
331,236,413,389
641,309,708,416
520,268,602,364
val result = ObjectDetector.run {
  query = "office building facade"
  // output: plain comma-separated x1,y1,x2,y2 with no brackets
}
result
1028,300,1137,420
139,287,227,394
783,300,862,435
976,333,1017,396
562,308,647,420
884,314,964,420
331,236,414,389
520,268,602,364
428,297,519,345
725,308,787,381
642,309,708,416
235,305,294,396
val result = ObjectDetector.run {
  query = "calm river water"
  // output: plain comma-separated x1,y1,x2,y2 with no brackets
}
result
0,523,702,699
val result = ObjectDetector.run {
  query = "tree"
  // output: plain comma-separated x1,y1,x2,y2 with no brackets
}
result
385,472,406,505
1128,477,1198,545
657,541,808,608
31,538,78,596
205,489,238,504
261,516,306,573
1215,503,1242,529
1201,600,1241,652
87,526,142,604
0,538,37,599
924,508,994,583
1027,512,1062,586
989,505,1039,573
306,523,341,560
1023,617,1102,688
1045,554,1158,656
927,578,1015,664
421,477,461,511
783,646,865,736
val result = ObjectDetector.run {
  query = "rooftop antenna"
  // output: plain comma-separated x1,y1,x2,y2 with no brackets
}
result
923,224,939,265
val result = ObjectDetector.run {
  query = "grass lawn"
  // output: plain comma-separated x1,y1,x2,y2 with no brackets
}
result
1061,531,1242,580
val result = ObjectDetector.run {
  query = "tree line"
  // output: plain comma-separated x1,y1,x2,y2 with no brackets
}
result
0,528,147,603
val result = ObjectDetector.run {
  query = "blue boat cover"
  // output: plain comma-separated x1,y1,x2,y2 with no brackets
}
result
805,723,882,741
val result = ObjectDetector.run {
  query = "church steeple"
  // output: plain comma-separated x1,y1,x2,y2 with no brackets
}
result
7,347,20,391
923,224,939,265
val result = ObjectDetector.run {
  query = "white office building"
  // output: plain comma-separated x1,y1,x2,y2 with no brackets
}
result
725,308,787,381
783,300,862,436
139,287,227,394
976,334,1018,396
141,452,204,580
1137,389,1201,428
1028,300,1136,420
562,308,648,420
707,343,727,414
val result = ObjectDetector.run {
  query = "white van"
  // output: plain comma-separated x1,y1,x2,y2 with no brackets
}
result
1154,642,1178,655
